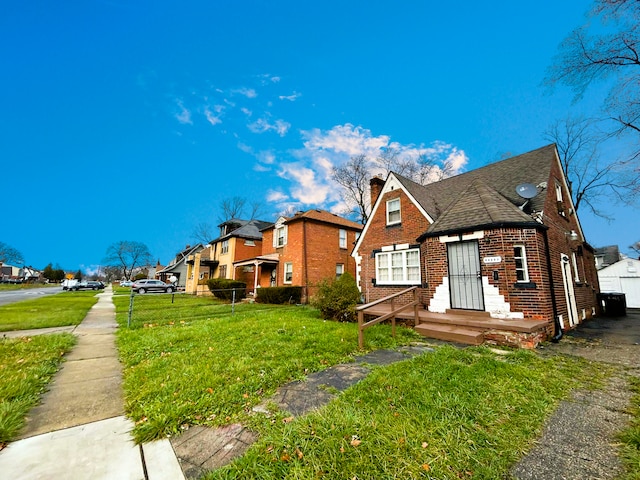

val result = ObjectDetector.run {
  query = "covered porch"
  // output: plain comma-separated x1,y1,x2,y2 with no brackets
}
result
233,254,279,294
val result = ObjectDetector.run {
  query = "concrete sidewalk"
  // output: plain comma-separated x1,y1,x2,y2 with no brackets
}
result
0,286,184,480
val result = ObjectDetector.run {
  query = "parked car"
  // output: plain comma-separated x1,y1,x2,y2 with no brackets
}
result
131,279,174,294
120,280,133,287
70,281,105,291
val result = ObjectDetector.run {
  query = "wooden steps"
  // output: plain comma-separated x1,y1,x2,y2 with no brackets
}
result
414,322,484,345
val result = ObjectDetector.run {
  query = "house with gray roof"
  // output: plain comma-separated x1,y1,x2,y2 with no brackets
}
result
353,144,601,348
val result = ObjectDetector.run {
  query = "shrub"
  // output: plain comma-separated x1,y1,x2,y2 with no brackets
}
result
311,272,361,322
207,278,246,301
256,286,303,304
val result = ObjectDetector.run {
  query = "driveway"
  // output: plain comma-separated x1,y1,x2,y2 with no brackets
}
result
541,308,640,371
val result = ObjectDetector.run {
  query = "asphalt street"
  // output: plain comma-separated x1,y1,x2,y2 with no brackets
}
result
0,286,62,306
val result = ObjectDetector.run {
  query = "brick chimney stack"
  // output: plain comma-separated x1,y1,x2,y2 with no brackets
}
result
370,176,385,206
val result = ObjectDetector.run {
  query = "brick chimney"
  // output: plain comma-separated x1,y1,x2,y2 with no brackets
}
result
370,176,385,205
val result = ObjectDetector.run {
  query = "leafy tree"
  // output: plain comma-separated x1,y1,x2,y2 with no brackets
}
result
545,0,640,159
103,241,153,280
544,116,639,218
74,270,83,281
42,263,65,282
0,241,24,265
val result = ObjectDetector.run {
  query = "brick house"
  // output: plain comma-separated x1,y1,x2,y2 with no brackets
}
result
185,219,271,295
352,144,600,348
236,209,363,301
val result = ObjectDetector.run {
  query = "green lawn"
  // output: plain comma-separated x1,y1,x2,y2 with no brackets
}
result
0,291,99,332
113,293,627,479
113,293,420,443
619,376,640,479
209,346,606,480
0,333,76,446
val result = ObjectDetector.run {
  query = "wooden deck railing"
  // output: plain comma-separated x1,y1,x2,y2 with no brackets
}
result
356,286,419,349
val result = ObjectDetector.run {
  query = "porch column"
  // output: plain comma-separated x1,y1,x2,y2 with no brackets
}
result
254,261,259,292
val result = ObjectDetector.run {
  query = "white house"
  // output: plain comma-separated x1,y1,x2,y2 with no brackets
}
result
598,258,640,308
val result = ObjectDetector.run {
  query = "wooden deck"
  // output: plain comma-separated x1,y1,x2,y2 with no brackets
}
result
360,304,551,347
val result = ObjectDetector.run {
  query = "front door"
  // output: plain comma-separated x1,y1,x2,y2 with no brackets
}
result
448,241,484,310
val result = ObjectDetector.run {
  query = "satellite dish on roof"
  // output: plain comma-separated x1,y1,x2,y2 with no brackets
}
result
515,183,538,199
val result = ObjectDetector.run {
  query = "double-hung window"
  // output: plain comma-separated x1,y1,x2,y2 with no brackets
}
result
386,198,401,225
339,229,347,249
221,240,229,254
275,226,287,247
514,245,529,282
336,263,344,278
375,248,420,285
284,262,293,284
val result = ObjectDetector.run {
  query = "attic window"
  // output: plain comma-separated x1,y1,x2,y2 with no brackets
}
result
386,198,401,225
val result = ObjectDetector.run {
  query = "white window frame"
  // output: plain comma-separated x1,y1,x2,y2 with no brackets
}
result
572,252,580,282
339,229,347,249
274,225,287,247
221,240,229,254
336,263,344,278
375,248,420,285
386,198,401,225
514,245,529,283
284,262,293,284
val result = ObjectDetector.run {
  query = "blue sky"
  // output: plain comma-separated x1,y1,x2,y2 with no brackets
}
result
2,1,638,274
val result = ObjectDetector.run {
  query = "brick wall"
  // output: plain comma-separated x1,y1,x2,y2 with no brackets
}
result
262,220,360,300
357,188,430,303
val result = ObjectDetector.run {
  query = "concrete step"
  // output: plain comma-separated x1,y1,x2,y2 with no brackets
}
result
415,322,484,345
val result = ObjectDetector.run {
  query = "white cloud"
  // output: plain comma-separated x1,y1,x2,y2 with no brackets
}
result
268,123,468,211
279,91,301,102
204,106,222,126
248,117,291,137
232,87,257,98
174,99,192,125
241,107,252,116
278,163,329,204
266,189,289,202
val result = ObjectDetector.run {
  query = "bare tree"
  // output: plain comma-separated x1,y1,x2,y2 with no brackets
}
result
545,116,639,218
630,240,640,257
219,197,246,222
192,222,214,245
545,0,640,158
331,154,372,224
103,241,153,280
0,241,24,265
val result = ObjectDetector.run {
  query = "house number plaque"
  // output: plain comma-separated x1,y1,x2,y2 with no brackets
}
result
483,256,502,264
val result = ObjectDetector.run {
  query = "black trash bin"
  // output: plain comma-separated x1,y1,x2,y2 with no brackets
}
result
598,292,627,316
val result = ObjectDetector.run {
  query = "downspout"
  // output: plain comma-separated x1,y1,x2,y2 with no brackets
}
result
303,219,308,302
543,228,562,342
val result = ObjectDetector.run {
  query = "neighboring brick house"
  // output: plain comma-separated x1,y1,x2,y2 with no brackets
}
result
352,144,600,347
241,209,363,301
185,218,271,295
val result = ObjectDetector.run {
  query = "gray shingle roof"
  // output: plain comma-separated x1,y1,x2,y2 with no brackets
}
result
423,180,539,237
395,144,557,238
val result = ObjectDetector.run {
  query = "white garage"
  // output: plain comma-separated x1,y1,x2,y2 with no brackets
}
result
598,258,640,308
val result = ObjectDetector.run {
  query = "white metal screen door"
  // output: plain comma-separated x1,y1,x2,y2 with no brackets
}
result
447,241,484,310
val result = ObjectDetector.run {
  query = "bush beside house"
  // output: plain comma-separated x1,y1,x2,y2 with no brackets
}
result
256,286,303,304
312,273,361,322
207,279,247,301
